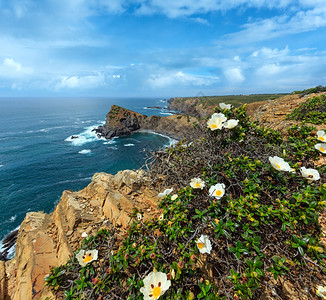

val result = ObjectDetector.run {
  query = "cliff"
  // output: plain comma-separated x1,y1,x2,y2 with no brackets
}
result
167,97,214,117
95,105,198,140
0,170,161,299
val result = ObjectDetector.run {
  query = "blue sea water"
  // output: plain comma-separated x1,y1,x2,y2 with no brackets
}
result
0,97,175,253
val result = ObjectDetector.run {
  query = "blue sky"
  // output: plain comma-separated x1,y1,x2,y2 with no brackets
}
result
1,0,326,97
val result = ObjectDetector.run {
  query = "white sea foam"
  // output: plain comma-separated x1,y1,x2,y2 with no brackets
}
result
124,143,135,147
9,215,17,222
103,137,117,145
139,130,178,147
0,165,3,168
107,146,118,150
0,225,20,260
159,112,173,116
78,149,91,154
65,122,105,146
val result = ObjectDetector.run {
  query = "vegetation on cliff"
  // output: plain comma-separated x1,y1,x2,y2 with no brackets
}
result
286,94,326,125
45,102,325,299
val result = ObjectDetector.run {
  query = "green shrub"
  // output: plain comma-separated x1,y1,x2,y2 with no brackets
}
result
286,95,326,124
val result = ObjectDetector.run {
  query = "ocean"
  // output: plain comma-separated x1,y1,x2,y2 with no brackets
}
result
0,97,175,256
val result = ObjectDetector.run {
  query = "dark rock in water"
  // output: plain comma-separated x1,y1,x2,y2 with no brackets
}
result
145,106,161,109
95,104,199,141
71,135,79,139
0,229,18,261
95,105,145,139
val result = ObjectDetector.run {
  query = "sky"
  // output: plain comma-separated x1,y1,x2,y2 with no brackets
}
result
0,0,326,97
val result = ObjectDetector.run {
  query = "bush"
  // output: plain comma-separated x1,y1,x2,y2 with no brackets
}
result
286,95,326,124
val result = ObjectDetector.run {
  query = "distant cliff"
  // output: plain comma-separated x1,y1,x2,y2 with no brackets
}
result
167,97,213,117
94,105,198,140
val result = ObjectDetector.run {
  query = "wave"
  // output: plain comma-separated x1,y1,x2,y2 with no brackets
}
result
0,225,20,260
9,215,16,222
78,149,92,154
139,130,178,147
27,125,72,134
65,122,105,146
103,137,117,145
159,112,173,116
0,165,3,168
106,146,118,150
124,143,135,147
155,133,178,147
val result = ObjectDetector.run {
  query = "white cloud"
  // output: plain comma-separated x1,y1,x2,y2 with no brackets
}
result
135,0,300,18
0,57,33,78
55,73,105,89
224,68,245,84
148,71,218,88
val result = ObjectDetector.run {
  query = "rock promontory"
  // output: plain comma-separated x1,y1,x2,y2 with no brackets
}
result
95,104,198,140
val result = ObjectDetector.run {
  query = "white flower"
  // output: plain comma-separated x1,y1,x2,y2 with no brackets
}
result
300,167,320,181
81,232,88,238
219,103,232,110
76,249,98,267
171,194,178,201
196,234,212,254
269,156,295,173
315,143,326,154
190,177,205,189
207,117,223,130
137,213,142,221
212,113,227,123
316,285,326,299
159,214,164,220
140,270,171,300
223,119,239,129
317,130,326,142
209,183,225,199
158,188,173,197
207,113,227,131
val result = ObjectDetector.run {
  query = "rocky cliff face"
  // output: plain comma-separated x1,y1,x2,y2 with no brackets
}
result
168,97,213,117
0,170,160,299
95,104,198,140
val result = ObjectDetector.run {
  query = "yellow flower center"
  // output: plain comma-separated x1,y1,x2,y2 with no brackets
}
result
153,286,162,298
211,124,217,129
197,242,204,249
275,163,281,169
195,183,201,188
319,136,325,141
215,190,222,196
83,254,93,263
320,147,325,152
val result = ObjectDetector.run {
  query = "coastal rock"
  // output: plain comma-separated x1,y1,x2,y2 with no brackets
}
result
2,170,161,299
95,104,198,140
167,97,213,117
95,105,145,139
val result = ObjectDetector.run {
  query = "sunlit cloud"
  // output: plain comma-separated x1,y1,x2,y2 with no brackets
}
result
148,71,219,88
55,73,106,89
0,58,34,78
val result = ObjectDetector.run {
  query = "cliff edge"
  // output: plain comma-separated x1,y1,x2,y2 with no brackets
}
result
0,170,160,299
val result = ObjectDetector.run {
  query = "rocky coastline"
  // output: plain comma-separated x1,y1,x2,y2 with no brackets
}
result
94,104,198,141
